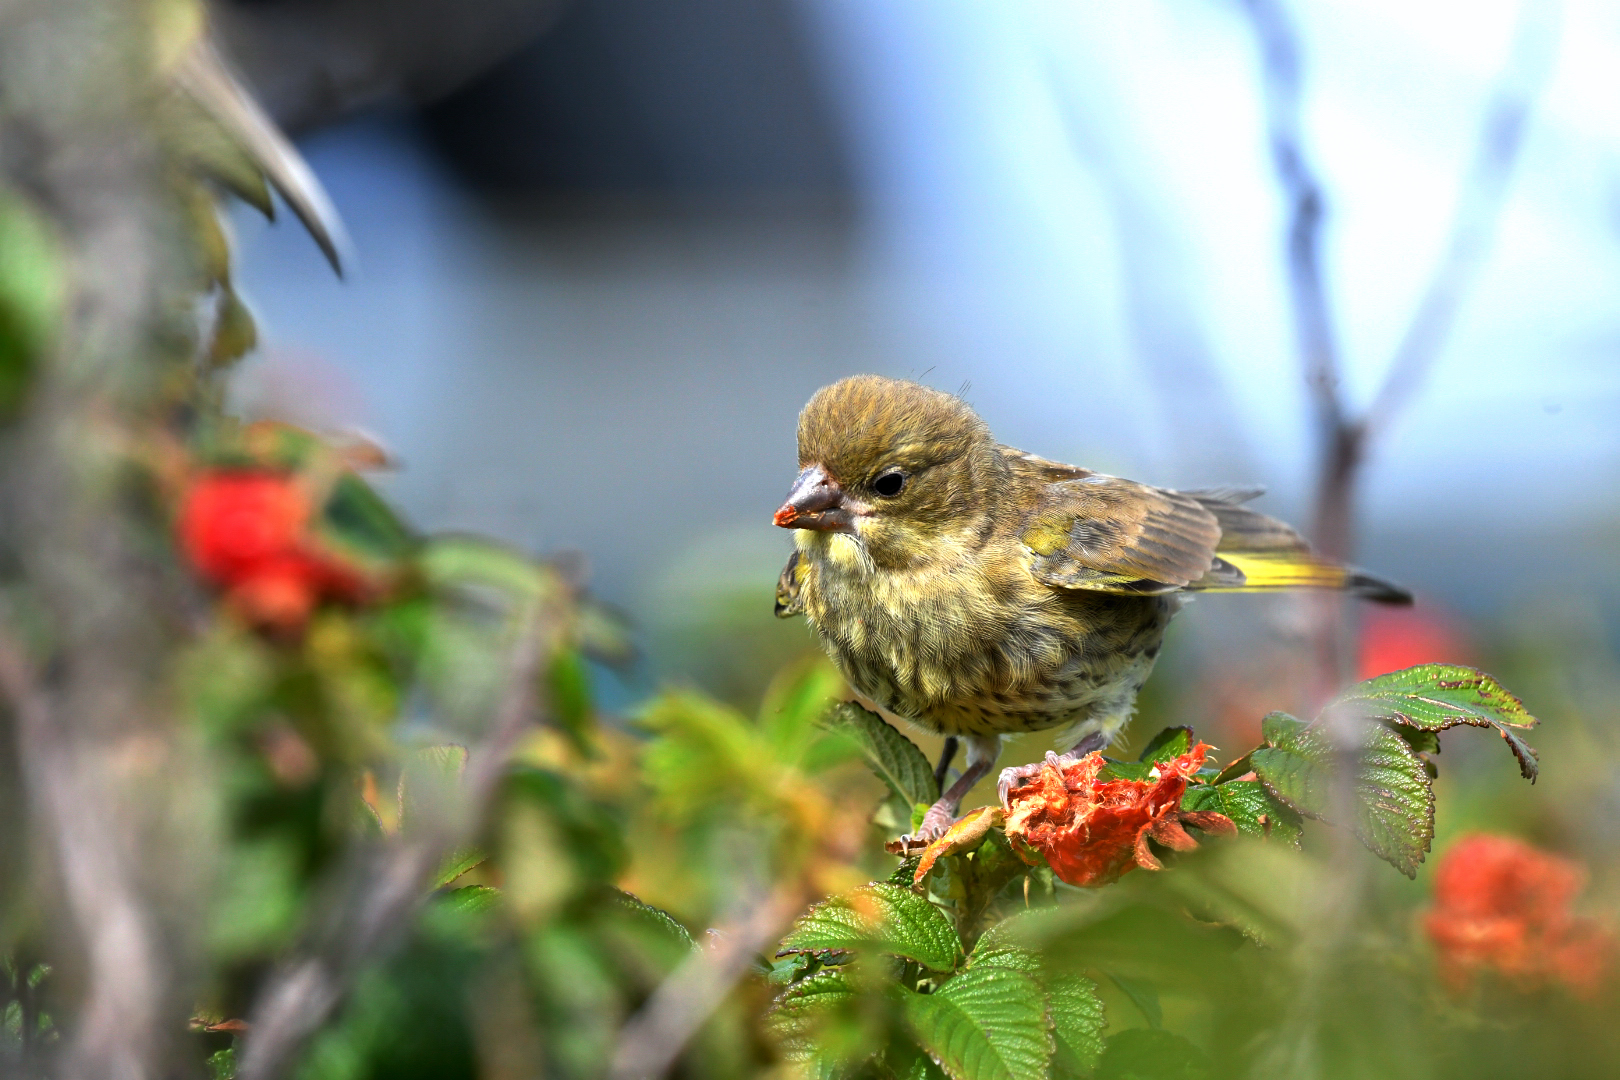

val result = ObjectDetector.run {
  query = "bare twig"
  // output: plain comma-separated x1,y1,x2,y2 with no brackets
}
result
1240,0,1556,665
608,883,810,1080
1367,0,1561,433
236,613,552,1080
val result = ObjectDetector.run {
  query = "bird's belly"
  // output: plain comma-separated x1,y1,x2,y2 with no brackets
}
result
811,582,1174,740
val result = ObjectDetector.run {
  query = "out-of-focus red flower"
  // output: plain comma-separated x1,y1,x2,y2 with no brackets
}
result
1424,834,1615,996
1003,744,1232,888
178,470,367,629
1358,604,1470,681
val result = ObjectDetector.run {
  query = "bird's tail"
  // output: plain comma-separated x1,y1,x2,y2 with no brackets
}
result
1182,488,1412,605
1191,549,1412,605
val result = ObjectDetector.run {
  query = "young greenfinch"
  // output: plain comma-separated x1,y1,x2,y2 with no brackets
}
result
772,375,1409,838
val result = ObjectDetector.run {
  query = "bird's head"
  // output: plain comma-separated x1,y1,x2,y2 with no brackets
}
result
773,375,1002,567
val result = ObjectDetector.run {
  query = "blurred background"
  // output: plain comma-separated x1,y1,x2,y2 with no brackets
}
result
218,0,1620,729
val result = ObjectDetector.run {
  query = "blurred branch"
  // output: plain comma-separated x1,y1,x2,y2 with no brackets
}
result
236,612,553,1080
1242,0,1557,561
1240,0,1556,695
1367,0,1560,434
609,882,810,1080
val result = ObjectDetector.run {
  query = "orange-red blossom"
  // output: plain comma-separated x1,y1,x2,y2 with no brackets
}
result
178,470,368,629
1003,744,1233,888
1424,834,1615,996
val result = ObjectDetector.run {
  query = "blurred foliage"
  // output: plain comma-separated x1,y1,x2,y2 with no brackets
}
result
0,5,1616,1079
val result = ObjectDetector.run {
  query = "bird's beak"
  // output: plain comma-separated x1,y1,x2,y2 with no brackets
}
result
773,465,854,533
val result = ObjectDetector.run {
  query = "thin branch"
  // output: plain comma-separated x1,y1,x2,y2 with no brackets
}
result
1367,0,1560,433
1240,0,1556,567
236,612,551,1080
1242,0,1347,449
609,883,811,1080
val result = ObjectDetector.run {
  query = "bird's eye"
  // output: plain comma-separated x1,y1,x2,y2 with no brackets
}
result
872,470,907,498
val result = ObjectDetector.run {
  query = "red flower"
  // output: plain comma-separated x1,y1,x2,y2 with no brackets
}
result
178,471,366,629
1424,834,1615,996
1358,604,1469,681
1003,745,1232,888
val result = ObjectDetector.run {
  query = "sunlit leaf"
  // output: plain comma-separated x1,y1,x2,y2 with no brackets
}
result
1178,781,1302,847
818,701,938,807
1138,726,1193,765
1251,714,1434,877
778,884,960,972
967,939,1105,1078
767,969,858,1061
1329,664,1539,781
903,965,1052,1080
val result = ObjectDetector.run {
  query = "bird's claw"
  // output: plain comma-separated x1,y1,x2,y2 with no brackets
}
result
890,798,960,853
997,750,1079,808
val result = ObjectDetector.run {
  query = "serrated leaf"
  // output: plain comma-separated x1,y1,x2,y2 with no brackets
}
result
1329,664,1539,781
1138,726,1193,765
1251,715,1434,876
904,966,1052,1080
967,938,1103,1077
433,847,486,888
818,702,938,807
1392,725,1440,756
778,884,960,972
1048,975,1105,1077
1179,781,1302,847
440,885,500,915
607,890,696,951
768,969,858,1059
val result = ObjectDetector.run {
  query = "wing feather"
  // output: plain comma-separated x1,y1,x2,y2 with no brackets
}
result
1022,473,1221,591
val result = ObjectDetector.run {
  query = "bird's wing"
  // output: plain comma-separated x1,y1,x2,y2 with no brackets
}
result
775,550,806,617
1021,474,1222,593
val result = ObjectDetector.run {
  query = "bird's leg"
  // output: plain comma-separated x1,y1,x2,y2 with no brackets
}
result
906,734,1001,842
996,730,1111,807
932,736,959,794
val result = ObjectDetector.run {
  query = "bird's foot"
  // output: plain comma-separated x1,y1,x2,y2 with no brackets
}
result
892,798,961,851
997,750,1079,808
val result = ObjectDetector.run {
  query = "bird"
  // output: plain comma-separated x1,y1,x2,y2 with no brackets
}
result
771,375,1410,840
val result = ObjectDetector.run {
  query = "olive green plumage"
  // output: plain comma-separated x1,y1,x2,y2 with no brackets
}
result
774,375,1408,754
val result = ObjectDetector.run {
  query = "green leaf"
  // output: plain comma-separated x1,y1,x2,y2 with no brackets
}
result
547,649,596,755
321,473,417,564
1251,714,1434,877
967,936,1104,1077
440,885,500,915
1095,759,1153,782
1048,975,1106,1077
606,890,696,952
768,970,859,1062
1096,1028,1208,1080
778,884,961,972
903,966,1053,1080
1392,725,1440,756
818,702,939,807
1179,781,1303,847
433,847,486,888
207,287,257,368
1329,664,1539,781
1138,726,1193,765
1106,972,1162,1029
